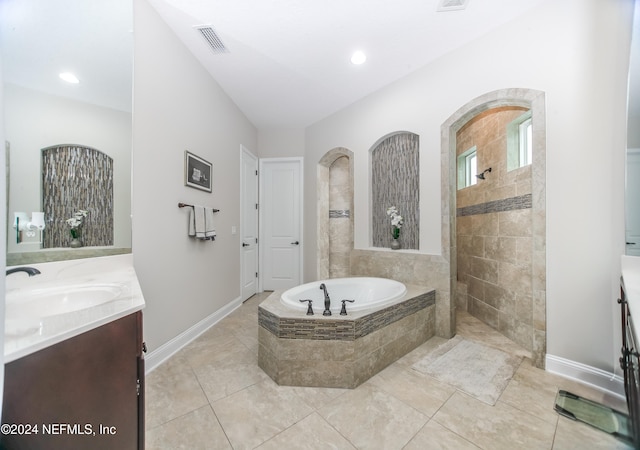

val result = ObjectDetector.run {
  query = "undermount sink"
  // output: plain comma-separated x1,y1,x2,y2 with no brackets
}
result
6,284,125,318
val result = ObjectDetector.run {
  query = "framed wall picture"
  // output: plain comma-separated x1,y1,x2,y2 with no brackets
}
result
184,151,213,192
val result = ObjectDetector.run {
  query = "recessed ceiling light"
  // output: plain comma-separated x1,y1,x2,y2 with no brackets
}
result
59,72,79,84
350,51,366,65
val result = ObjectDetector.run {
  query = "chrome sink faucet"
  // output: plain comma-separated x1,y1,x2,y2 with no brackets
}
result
6,267,41,277
320,283,331,316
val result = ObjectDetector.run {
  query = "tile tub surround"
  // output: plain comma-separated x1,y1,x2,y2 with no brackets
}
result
258,285,436,388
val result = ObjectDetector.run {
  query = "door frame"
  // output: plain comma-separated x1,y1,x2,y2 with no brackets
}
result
240,145,259,300
259,157,304,292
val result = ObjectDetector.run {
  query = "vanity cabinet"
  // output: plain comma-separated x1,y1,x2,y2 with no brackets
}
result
619,279,640,448
1,311,144,450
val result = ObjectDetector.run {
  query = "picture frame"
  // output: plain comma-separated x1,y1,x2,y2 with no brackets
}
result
184,151,213,192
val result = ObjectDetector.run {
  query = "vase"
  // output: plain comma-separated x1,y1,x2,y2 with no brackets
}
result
70,237,82,248
390,238,401,250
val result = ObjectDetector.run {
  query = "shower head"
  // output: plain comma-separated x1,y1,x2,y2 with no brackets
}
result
476,167,492,180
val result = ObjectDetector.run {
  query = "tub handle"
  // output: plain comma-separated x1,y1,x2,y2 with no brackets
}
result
299,299,314,315
340,299,355,316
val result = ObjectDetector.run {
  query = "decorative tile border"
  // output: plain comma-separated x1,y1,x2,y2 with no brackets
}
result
456,193,532,217
329,209,350,218
258,290,435,341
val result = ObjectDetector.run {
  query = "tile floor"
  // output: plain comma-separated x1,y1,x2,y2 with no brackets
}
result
146,292,633,449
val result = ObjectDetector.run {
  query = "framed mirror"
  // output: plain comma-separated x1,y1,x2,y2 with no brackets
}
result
1,0,133,265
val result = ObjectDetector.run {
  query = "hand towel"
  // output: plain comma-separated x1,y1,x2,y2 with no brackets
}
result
203,207,217,240
188,206,216,240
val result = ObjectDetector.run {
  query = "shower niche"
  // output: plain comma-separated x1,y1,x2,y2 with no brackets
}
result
318,148,354,279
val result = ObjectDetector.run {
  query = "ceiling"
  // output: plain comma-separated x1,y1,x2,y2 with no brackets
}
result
2,0,637,133
0,0,133,113
146,0,548,129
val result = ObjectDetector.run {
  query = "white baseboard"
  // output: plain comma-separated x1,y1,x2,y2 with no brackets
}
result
545,354,625,400
144,295,244,374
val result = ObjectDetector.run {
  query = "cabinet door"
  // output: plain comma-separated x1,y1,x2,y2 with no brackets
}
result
1,312,142,450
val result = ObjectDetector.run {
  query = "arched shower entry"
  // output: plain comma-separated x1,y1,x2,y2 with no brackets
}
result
442,88,547,368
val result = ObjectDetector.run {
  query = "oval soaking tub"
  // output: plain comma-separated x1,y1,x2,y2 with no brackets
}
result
280,277,407,314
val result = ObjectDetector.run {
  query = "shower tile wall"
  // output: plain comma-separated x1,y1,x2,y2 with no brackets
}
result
456,107,534,351
329,156,352,278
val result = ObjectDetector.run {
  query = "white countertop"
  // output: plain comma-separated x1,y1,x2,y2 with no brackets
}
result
622,255,640,340
4,253,145,363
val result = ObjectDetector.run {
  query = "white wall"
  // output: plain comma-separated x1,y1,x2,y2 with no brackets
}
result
304,0,633,373
4,84,132,252
132,0,257,352
257,129,305,158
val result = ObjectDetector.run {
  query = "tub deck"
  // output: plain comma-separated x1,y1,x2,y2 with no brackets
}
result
258,284,436,389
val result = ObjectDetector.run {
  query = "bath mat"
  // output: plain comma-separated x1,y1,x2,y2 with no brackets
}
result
412,338,522,405
554,390,633,444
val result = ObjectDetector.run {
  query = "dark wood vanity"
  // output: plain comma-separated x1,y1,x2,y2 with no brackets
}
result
1,311,144,449
619,279,640,448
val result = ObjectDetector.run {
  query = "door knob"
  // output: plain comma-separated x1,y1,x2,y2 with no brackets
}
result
242,242,250,247
291,241,299,245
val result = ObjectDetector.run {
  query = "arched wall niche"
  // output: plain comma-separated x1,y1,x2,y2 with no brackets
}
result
42,143,114,249
441,88,546,368
369,131,419,250
317,147,354,279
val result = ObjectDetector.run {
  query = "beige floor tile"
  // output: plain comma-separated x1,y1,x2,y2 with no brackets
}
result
256,412,357,449
235,329,259,354
404,420,481,450
318,383,428,450
143,295,634,449
393,336,451,368
368,363,455,417
456,310,531,359
499,358,562,424
434,391,556,450
145,405,231,450
290,385,349,410
193,356,270,403
211,379,315,450
181,333,254,370
145,365,209,429
552,415,634,450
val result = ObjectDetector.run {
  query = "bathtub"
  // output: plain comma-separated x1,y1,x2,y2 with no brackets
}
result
280,277,407,314
259,282,436,388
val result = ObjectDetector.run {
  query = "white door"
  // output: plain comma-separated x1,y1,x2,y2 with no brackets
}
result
261,158,303,291
627,149,640,256
240,146,259,301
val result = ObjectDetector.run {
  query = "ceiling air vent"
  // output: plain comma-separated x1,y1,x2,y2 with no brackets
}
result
194,25,229,54
437,0,469,12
